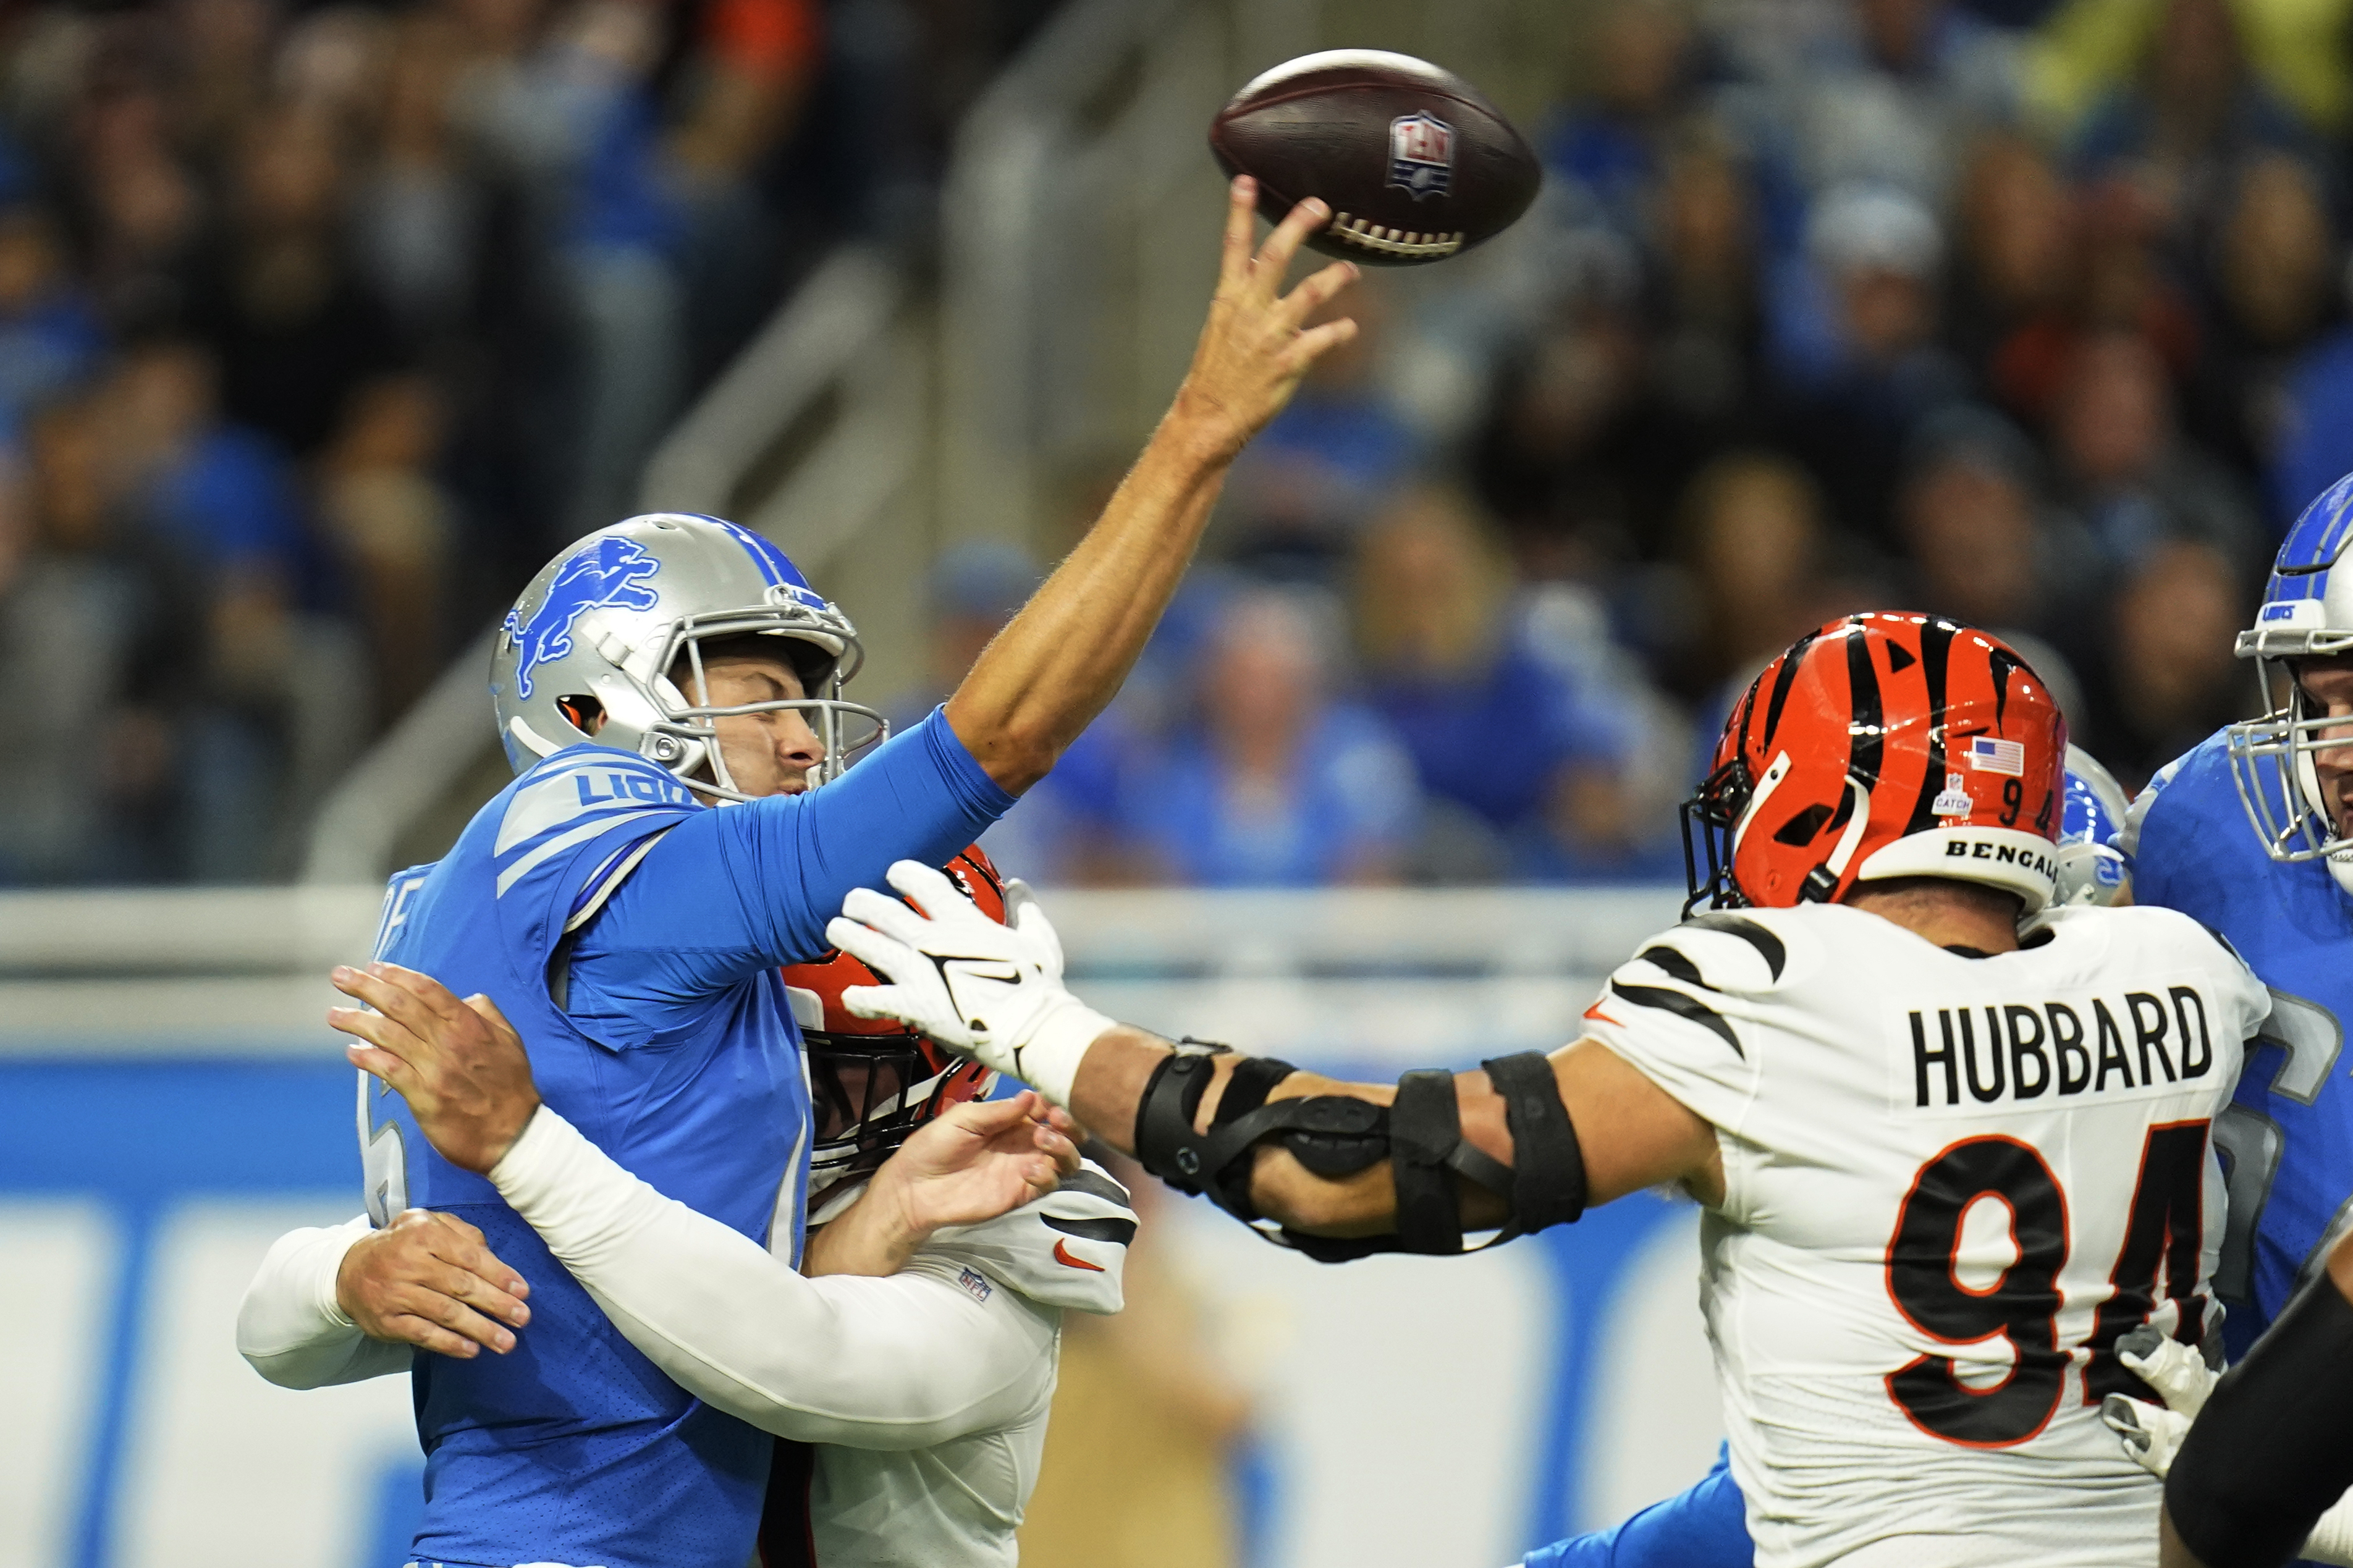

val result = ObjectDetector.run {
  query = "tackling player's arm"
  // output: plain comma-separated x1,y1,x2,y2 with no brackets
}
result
237,1209,532,1385
1071,1027,1721,1238
828,863,1723,1254
328,961,1088,1450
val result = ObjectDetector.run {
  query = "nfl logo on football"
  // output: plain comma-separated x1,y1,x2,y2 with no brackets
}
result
1388,112,1453,198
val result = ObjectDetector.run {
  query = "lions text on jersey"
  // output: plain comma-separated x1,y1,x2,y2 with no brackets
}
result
1581,901,2266,1568
362,712,1012,1568
2127,733,2353,1357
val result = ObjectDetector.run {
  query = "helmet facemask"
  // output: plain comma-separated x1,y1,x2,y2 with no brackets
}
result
805,1025,996,1202
639,613,887,801
1680,754,1750,916
2226,646,2353,891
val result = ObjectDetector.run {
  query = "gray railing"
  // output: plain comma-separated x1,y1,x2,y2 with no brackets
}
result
0,884,1678,1056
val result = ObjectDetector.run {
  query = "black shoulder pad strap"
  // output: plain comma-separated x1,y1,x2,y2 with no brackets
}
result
1484,1052,1586,1235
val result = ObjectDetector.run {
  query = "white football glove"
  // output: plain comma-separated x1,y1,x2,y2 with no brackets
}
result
826,860,1117,1105
2100,1393,2194,1478
2099,1297,2226,1478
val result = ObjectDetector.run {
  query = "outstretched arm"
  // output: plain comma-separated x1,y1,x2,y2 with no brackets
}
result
829,863,1722,1244
1060,1027,1720,1236
944,177,1358,793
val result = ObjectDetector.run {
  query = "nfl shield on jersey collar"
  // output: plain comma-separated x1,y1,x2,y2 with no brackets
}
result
920,1160,1133,1316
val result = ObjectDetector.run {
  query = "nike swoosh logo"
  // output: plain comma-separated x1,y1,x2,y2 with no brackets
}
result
1053,1237,1104,1271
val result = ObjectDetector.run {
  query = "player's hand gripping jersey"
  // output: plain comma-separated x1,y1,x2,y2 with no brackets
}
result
1583,901,2266,1568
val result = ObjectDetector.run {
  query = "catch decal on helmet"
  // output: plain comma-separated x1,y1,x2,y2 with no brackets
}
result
1684,613,2068,914
491,512,886,798
792,845,1008,1202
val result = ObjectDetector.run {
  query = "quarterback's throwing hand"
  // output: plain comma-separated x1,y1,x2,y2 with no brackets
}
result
1170,175,1361,462
827,862,1117,1105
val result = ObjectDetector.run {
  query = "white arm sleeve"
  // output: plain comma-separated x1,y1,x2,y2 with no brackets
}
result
2305,1487,2353,1567
488,1106,1057,1451
236,1216,414,1389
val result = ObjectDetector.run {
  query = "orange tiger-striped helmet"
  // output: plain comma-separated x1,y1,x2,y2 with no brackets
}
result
1683,613,2068,913
787,844,1005,1199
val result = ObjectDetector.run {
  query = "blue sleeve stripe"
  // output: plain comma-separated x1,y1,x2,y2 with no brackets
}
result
497,810,672,896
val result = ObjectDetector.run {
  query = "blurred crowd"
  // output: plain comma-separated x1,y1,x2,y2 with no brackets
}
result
970,0,2353,889
11,0,2353,890
0,0,1058,883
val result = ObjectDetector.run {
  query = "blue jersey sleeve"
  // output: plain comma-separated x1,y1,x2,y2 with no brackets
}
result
1519,1448,1751,1568
564,707,1014,1047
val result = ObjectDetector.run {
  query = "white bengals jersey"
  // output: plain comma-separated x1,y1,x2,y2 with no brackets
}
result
1582,902,2269,1568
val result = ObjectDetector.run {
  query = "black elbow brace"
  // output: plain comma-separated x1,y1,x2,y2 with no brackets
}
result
2166,1274,2353,1568
1131,1045,1587,1261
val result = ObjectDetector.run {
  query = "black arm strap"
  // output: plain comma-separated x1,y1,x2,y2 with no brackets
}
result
1485,1051,1587,1236
1131,1045,1584,1263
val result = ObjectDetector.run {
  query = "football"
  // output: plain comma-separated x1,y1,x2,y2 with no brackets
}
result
1208,49,1541,268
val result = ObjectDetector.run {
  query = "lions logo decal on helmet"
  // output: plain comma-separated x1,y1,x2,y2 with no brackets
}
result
502,536,662,701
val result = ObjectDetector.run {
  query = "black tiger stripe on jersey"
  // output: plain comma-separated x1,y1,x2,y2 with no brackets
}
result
1058,1168,1134,1209
1612,979,1744,1058
1041,1212,1138,1246
1684,912,1789,980
1638,945,1715,989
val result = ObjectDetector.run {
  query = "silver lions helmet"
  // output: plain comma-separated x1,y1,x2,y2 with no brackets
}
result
2227,471,2353,893
491,513,885,798
2051,744,2132,907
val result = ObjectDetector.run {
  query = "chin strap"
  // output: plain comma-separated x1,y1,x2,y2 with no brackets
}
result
1132,1047,1587,1261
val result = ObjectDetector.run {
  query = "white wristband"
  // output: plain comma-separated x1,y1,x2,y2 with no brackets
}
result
1010,998,1119,1106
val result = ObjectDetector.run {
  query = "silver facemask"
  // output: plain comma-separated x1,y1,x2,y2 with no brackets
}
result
491,513,886,799
2226,476,2353,895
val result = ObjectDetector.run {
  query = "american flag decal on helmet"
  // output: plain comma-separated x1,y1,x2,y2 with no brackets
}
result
1967,736,2026,776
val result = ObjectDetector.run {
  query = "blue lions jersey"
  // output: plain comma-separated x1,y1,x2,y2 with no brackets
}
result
361,710,1012,1568
2128,731,2353,1357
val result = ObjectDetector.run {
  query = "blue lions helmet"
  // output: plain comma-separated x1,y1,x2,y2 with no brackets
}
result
491,513,884,798
2051,744,2132,906
2226,471,2353,890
